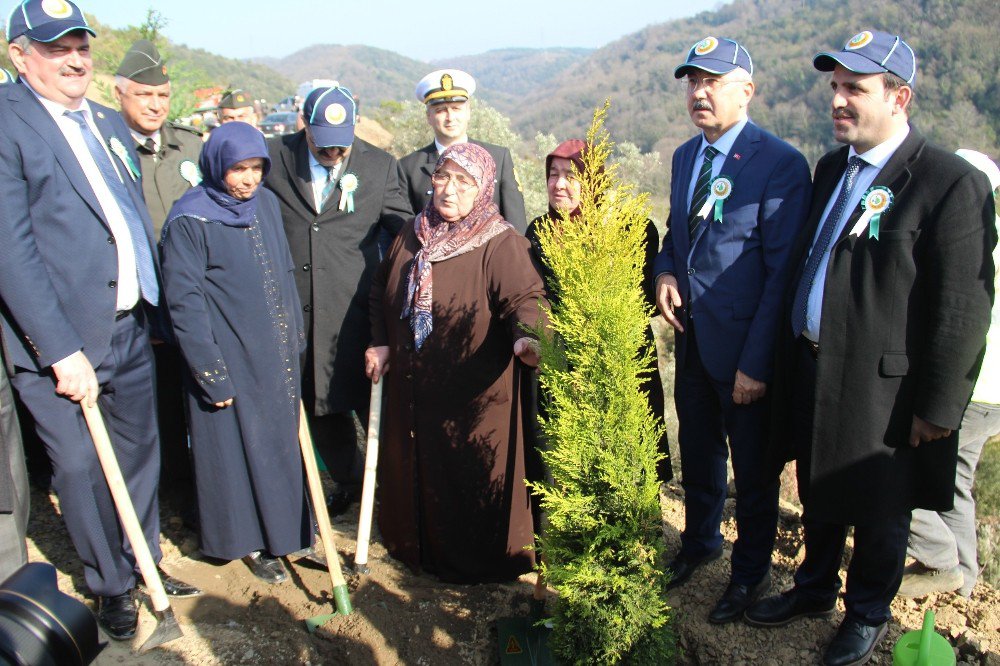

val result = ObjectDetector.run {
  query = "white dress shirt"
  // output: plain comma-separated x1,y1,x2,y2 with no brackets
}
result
129,127,160,154
26,84,140,311
686,116,749,212
802,125,911,342
308,149,341,211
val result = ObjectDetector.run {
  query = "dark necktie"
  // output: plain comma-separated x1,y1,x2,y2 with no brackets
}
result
65,110,159,306
144,137,157,160
320,167,337,212
790,156,865,337
688,145,720,238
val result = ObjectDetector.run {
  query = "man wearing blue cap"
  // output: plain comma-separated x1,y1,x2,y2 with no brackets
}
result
747,31,995,665
0,0,198,640
265,86,411,515
653,37,811,624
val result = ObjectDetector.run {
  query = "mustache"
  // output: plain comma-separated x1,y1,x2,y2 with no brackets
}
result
832,109,855,120
58,64,86,76
692,100,713,112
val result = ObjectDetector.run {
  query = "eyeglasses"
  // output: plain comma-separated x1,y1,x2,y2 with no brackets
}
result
430,171,477,193
684,77,749,93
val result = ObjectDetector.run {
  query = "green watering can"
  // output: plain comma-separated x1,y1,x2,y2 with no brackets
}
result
892,610,955,666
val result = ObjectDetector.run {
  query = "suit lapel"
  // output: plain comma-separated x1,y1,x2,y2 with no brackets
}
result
91,108,148,221
318,142,361,219
287,133,318,215
833,128,922,244
419,143,437,179
690,124,760,251
8,84,108,226
671,136,700,259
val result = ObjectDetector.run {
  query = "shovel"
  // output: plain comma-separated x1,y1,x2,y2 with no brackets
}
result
354,379,383,574
81,402,183,653
298,401,353,631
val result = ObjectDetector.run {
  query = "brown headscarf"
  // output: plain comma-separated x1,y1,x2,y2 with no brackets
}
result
545,139,588,219
403,143,512,349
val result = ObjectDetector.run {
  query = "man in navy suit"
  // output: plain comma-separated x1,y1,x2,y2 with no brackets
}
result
0,0,196,641
653,37,811,623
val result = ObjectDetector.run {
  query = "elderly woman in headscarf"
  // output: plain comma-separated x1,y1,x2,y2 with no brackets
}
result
525,139,672,483
366,143,547,583
160,122,311,584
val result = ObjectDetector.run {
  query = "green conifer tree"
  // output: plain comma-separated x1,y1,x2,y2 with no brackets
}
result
530,102,675,665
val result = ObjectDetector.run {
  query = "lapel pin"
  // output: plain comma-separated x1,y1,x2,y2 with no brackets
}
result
96,111,104,119
733,153,741,160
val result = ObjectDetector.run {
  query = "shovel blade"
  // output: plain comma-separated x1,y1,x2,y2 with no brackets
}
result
138,608,184,653
305,612,340,633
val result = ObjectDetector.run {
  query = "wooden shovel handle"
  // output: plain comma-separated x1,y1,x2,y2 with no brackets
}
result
81,403,170,612
355,379,383,568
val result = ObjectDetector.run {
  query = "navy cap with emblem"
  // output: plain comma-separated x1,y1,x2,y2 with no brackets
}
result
814,30,917,87
0,67,14,84
674,37,753,79
303,86,356,148
5,0,96,43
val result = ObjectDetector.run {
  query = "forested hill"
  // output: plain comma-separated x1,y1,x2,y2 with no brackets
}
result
513,0,999,163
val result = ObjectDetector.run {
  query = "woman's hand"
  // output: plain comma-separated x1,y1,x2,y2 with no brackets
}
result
513,337,540,368
214,397,234,408
366,346,390,383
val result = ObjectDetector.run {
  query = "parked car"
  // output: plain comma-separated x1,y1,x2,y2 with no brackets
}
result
259,112,299,138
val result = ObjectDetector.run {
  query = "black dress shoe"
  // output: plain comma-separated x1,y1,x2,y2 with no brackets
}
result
665,545,723,590
326,488,360,517
97,591,138,640
242,550,288,584
708,573,771,624
823,618,888,665
744,589,835,627
156,568,202,597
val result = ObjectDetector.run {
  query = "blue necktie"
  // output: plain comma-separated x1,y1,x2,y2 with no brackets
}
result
65,110,159,306
791,156,865,337
320,168,337,212
688,145,719,238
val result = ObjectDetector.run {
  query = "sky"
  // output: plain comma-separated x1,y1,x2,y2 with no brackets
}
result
74,0,705,62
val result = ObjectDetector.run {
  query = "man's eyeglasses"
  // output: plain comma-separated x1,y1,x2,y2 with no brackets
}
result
684,77,748,93
430,171,477,193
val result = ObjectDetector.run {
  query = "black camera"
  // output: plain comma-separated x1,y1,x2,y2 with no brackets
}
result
0,563,103,666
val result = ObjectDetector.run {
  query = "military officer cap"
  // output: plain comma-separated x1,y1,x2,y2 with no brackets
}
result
814,30,917,87
415,69,476,105
674,37,753,78
0,67,15,84
303,86,356,148
218,89,254,109
116,39,169,86
5,0,96,42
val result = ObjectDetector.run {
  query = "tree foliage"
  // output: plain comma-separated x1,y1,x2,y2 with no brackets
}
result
530,102,675,664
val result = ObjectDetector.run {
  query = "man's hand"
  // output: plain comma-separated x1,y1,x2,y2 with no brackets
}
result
365,346,390,383
52,350,99,407
908,415,952,447
732,370,766,405
655,274,685,332
514,337,540,367
214,398,234,408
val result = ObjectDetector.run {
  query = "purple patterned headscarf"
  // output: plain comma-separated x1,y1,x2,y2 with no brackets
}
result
402,143,512,349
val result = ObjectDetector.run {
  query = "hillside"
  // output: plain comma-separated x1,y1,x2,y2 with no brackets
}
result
513,0,1000,163
430,47,592,113
257,44,429,105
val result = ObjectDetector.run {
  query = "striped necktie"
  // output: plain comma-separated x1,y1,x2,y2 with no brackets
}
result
320,168,337,212
790,156,866,337
688,145,720,238
65,110,159,306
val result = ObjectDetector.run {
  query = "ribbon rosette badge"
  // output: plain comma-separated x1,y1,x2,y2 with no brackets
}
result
697,176,734,223
855,186,894,240
178,160,202,187
108,137,140,181
338,173,359,213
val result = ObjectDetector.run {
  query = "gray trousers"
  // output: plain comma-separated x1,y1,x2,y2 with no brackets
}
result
0,360,29,583
908,401,1000,596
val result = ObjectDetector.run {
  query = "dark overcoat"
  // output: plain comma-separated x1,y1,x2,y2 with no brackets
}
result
130,120,203,239
399,139,527,232
768,127,996,525
265,132,411,416
370,224,546,583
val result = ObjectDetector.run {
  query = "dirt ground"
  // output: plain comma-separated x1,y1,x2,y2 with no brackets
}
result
23,471,1000,665
21,328,1000,664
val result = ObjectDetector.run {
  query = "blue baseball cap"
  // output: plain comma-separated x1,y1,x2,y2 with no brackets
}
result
814,30,916,87
0,68,14,84
5,0,96,43
302,86,357,148
674,37,753,79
